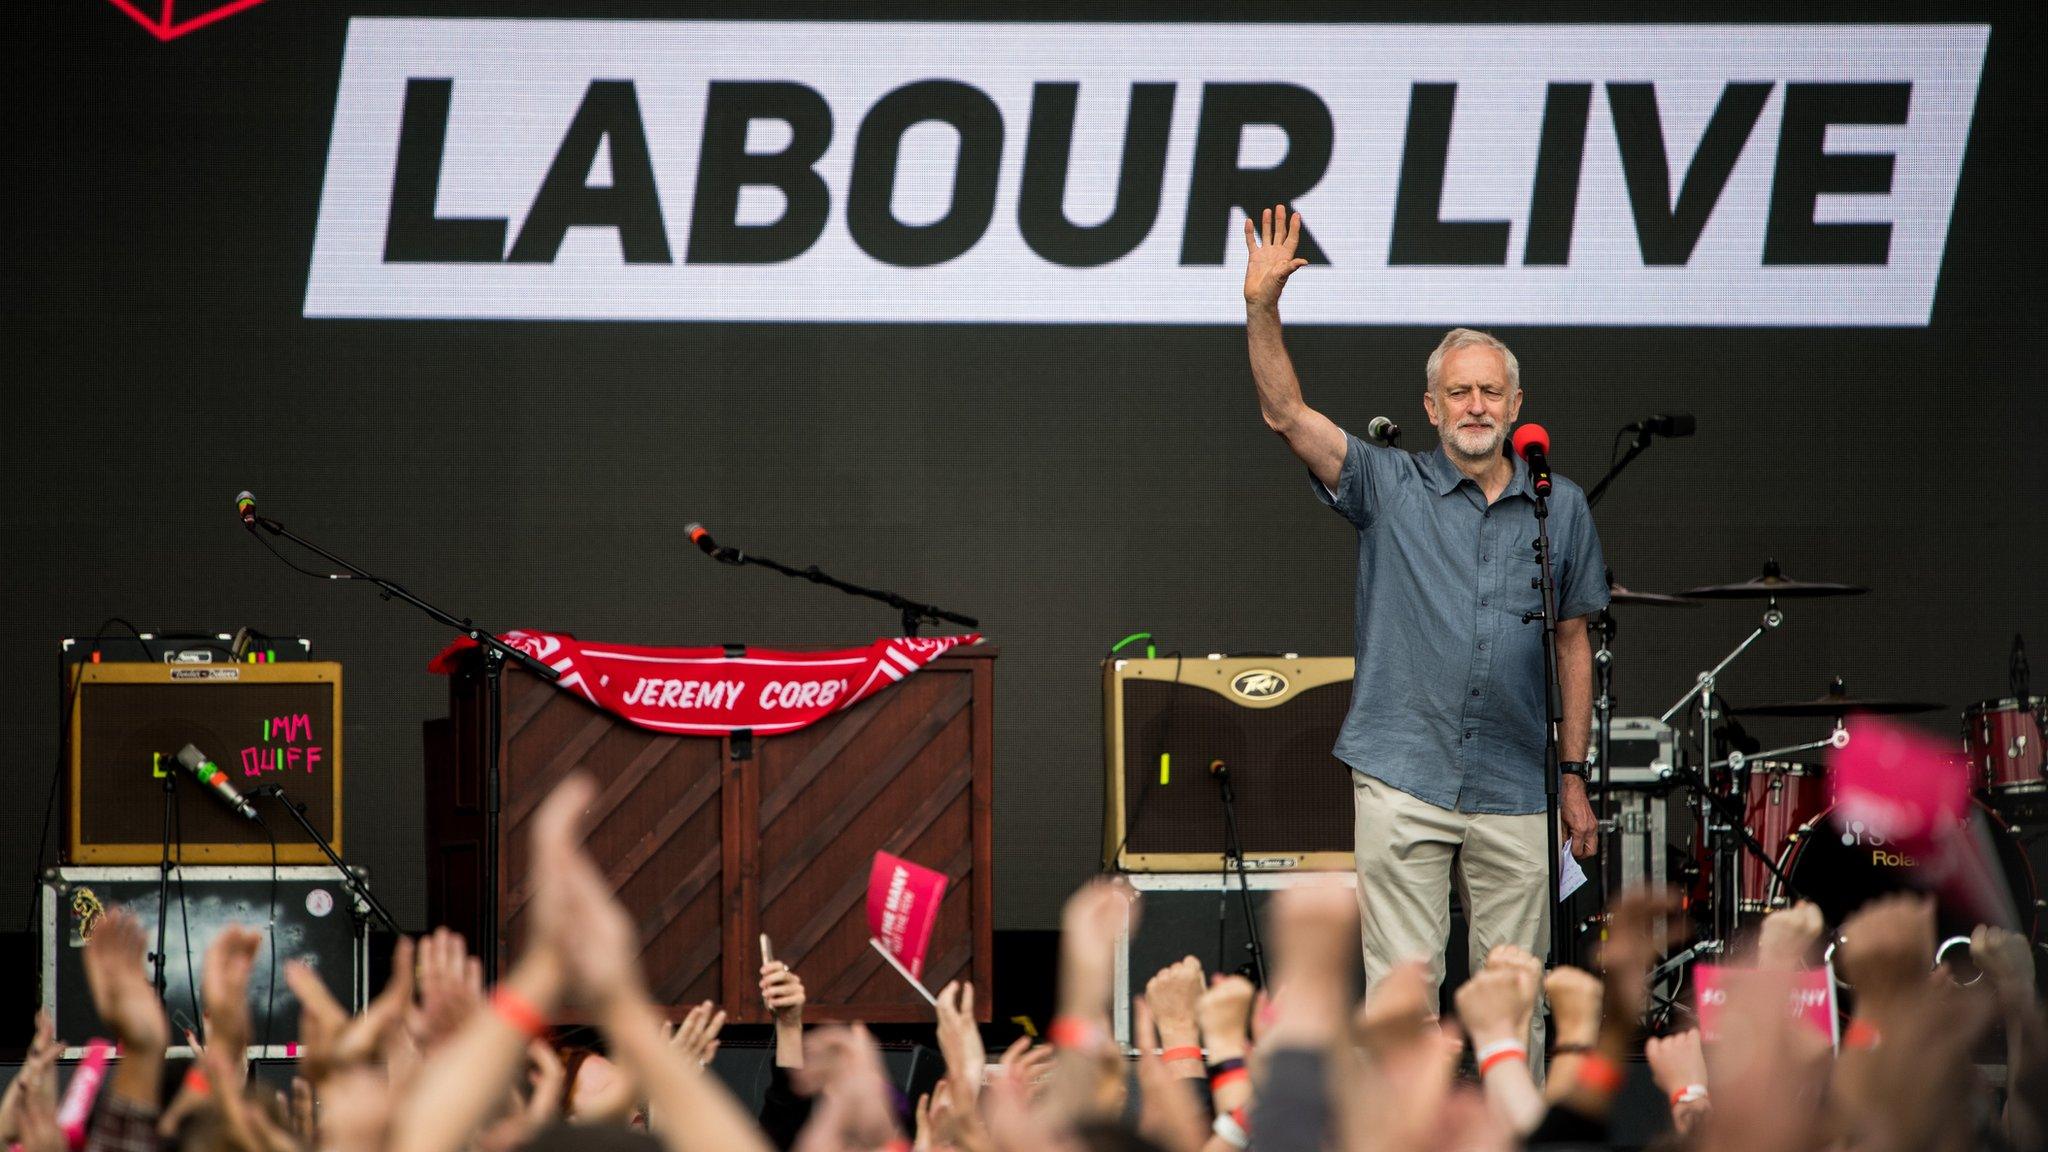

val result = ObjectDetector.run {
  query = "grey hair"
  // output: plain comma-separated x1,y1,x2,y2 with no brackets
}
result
1425,328,1520,394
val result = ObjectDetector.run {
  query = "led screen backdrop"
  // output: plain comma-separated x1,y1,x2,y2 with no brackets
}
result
8,0,2044,932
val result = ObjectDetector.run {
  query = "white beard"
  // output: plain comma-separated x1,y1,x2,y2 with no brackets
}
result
1445,421,1506,461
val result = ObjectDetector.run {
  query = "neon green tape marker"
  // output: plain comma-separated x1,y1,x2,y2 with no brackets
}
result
1159,752,1170,785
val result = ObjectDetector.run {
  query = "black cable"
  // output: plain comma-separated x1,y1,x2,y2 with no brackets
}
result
245,524,352,583
26,618,140,932
259,815,280,1055
172,783,202,1037
1608,427,1633,474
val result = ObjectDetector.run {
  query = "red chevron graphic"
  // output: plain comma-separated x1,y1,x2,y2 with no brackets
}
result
103,0,276,41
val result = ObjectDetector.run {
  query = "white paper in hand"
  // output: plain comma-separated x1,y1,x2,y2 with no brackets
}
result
1558,845,1588,902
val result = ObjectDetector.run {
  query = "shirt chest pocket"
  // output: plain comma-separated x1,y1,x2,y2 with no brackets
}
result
1506,543,1545,614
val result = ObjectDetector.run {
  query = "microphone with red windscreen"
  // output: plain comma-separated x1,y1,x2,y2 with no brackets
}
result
1511,424,1552,497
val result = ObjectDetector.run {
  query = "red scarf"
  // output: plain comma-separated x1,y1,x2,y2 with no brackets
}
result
431,629,981,735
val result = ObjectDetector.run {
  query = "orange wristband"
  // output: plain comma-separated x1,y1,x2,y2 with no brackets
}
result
1479,1048,1529,1075
1573,1051,1625,1095
182,1067,212,1097
1161,1045,1203,1063
1048,1015,1104,1050
1844,1019,1881,1049
490,987,550,1040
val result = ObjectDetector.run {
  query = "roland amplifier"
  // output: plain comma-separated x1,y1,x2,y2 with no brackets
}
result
1103,655,1355,872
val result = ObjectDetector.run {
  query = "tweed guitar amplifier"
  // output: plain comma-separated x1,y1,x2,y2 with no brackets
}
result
1103,656,1355,871
65,662,342,864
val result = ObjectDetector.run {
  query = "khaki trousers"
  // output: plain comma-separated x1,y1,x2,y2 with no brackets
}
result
1352,772,1549,1058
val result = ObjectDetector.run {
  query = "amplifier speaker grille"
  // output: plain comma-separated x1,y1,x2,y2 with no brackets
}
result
1104,657,1355,871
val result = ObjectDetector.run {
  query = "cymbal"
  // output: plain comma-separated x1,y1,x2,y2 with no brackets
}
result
1680,558,1868,600
1729,678,1941,717
1608,582,1702,608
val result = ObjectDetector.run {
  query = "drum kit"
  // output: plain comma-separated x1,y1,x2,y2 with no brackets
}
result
1586,558,2047,992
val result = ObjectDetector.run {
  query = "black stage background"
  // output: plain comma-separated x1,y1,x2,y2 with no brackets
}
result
8,1,2044,941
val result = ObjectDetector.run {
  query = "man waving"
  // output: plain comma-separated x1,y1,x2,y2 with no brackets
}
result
1242,204,1606,1018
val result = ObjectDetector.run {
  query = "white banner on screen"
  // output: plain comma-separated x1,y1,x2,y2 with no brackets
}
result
305,20,1987,325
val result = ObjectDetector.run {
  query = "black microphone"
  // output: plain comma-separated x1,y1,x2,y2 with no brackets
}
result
1625,413,1696,438
174,744,258,821
1367,416,1402,447
236,491,258,527
2014,634,2031,700
1512,424,1553,497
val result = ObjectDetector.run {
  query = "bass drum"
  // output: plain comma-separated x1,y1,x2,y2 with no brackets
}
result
1772,799,2041,945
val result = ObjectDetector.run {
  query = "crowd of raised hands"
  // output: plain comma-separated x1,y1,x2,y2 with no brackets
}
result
5,770,2045,1152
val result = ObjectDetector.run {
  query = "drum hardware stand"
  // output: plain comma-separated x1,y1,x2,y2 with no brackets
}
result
238,502,560,979
1209,760,1267,986
1643,940,1721,1031
1659,599,1784,944
1590,607,1617,912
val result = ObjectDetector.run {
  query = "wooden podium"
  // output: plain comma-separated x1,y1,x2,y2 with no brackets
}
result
425,646,994,1022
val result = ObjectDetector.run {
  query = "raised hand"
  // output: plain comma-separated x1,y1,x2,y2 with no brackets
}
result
82,909,170,1054
1836,894,1935,1020
663,1000,727,1070
993,1035,1055,1099
934,980,987,1101
1197,973,1256,1061
1541,966,1603,1050
81,909,171,1108
1644,1028,1707,1101
1143,956,1205,1055
529,774,647,1015
762,960,806,1069
1267,882,1361,1050
1454,961,1537,1049
0,1012,60,1144
1972,923,2038,1013
524,1040,568,1125
290,937,416,1084
1057,879,1137,1017
200,924,265,1055
1243,203,1311,310
761,961,806,1023
1131,998,1207,1152
1353,959,1437,1057
410,927,486,1050
1597,885,1686,978
792,1025,904,1150
12,1063,61,1152
1755,901,1824,971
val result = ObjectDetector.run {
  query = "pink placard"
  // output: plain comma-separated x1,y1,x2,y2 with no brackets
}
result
1828,714,2018,929
1693,964,1835,1046
866,851,949,981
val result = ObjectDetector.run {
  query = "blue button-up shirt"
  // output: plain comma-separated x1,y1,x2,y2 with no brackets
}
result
1314,432,1608,815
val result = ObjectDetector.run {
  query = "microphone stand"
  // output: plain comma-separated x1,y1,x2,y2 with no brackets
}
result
241,510,556,980
152,768,179,1002
1209,761,1268,986
1523,485,1568,967
704,544,977,638
256,784,400,936
1585,425,1658,510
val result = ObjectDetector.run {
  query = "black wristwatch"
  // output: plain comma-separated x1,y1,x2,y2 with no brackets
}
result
1556,760,1590,780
